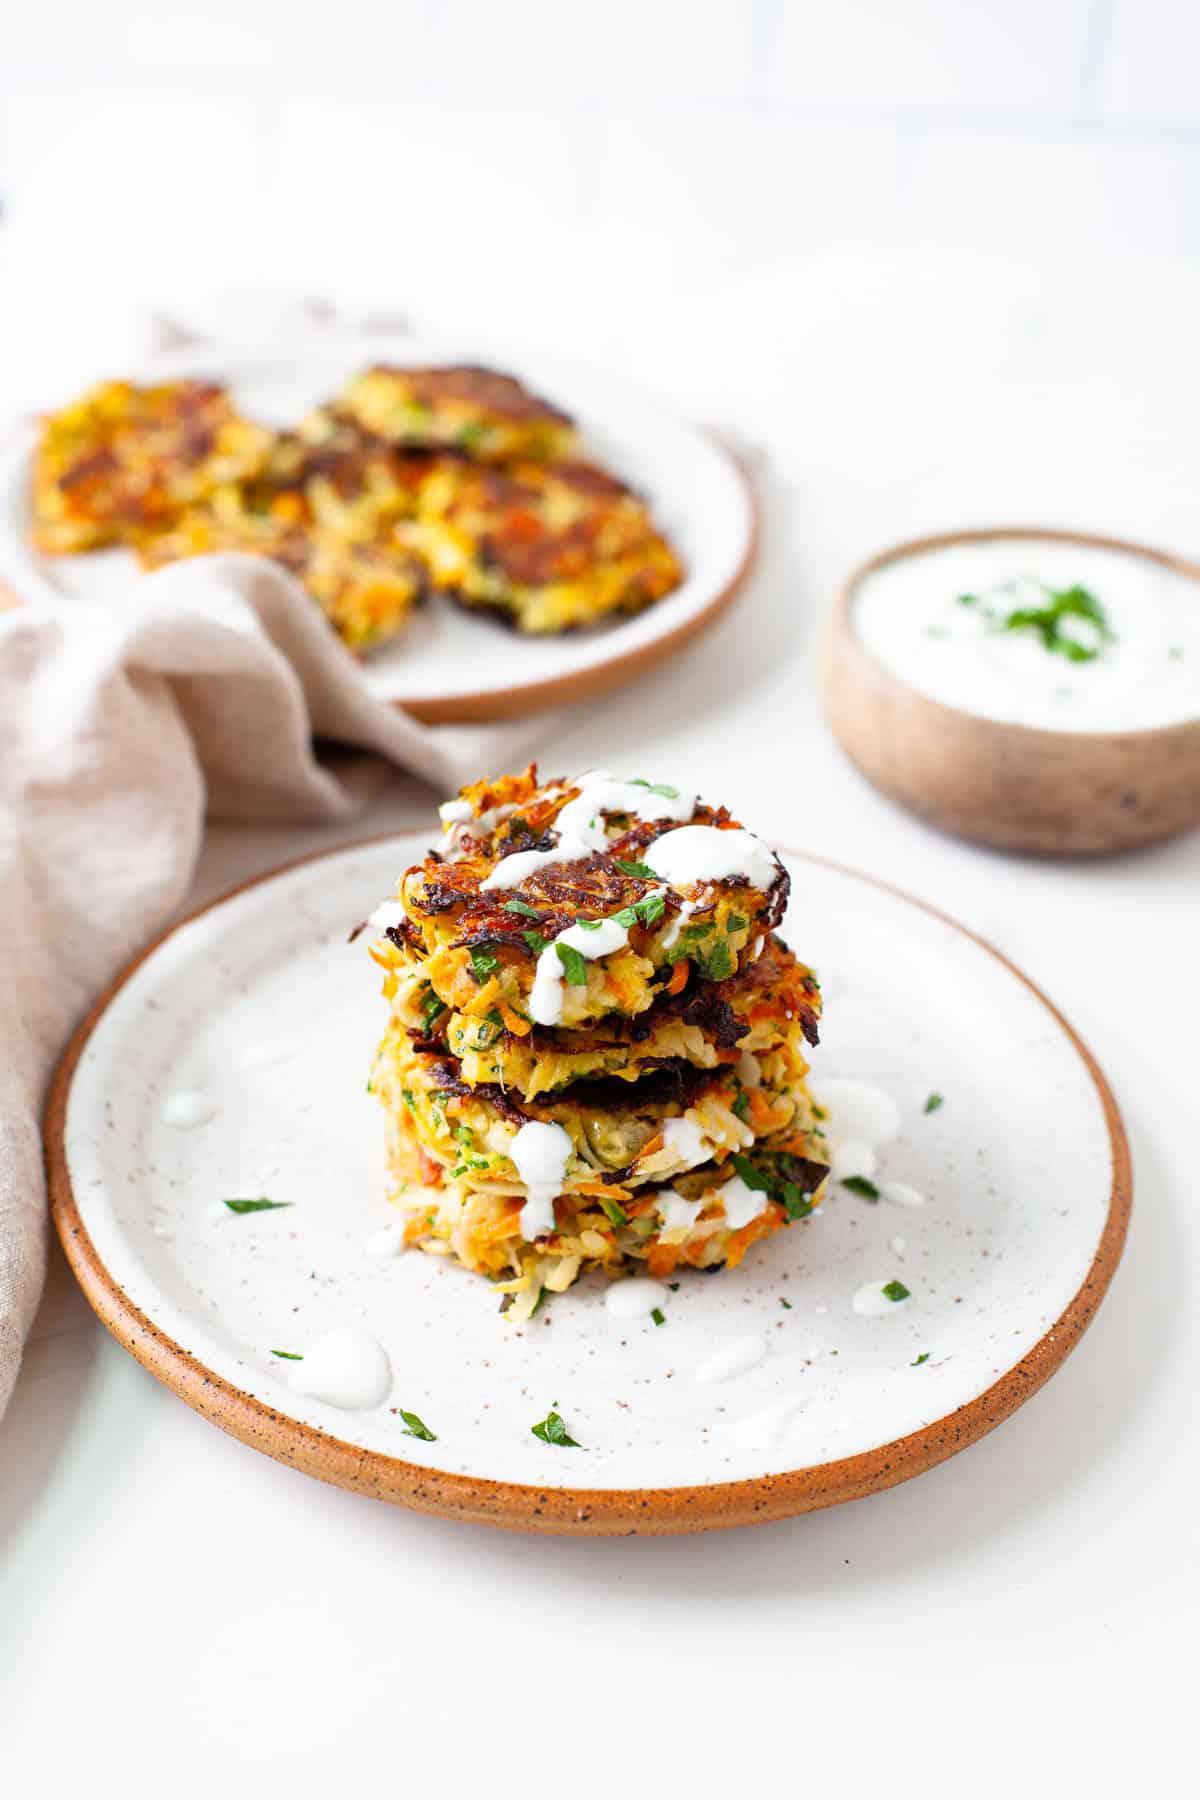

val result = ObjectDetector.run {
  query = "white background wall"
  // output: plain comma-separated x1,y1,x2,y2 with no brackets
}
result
0,1,1196,405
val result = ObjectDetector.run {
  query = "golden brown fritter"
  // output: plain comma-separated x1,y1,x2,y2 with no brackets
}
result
394,456,684,632
30,380,273,553
335,364,577,462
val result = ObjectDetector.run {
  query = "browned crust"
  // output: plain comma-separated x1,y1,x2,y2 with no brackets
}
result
44,835,1132,1535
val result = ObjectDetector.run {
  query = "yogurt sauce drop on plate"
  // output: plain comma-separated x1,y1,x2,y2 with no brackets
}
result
854,538,1200,733
603,1278,671,1322
809,1076,901,1181
695,1332,770,1385
161,1090,217,1129
286,1328,392,1410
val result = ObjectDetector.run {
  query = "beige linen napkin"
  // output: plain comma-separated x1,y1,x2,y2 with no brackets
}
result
0,552,556,1414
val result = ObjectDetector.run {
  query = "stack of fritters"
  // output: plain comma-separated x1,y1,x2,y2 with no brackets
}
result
366,766,830,1317
30,364,684,650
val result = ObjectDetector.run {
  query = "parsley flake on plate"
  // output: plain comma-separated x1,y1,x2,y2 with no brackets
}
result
531,1410,581,1447
270,1349,303,1360
397,1409,437,1442
882,1279,911,1303
924,1092,944,1114
223,1197,292,1214
842,1175,880,1201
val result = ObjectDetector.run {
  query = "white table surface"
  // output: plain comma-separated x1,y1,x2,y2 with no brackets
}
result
3,251,1197,1789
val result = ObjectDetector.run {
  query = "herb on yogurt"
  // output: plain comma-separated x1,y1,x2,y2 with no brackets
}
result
531,1410,581,1447
958,580,1115,664
555,942,588,986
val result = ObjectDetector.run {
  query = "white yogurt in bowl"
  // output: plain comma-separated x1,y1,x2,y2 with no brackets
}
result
853,536,1200,735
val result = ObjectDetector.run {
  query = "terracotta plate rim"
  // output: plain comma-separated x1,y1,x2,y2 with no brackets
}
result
44,834,1132,1535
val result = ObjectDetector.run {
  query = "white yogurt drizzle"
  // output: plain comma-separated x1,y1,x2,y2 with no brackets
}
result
661,1115,714,1170
528,898,664,1028
364,1221,407,1259
643,825,779,891
852,1280,912,1317
658,1188,705,1233
810,1077,901,1181
881,1181,926,1209
479,771,696,891
286,1327,392,1409
603,1278,671,1322
440,798,519,859
509,1118,572,1241
661,898,696,949
161,1090,217,1129
718,1173,770,1230
368,899,406,932
695,1332,770,1385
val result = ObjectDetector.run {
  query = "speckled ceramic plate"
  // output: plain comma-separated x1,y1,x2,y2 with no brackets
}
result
0,336,755,723
46,834,1130,1534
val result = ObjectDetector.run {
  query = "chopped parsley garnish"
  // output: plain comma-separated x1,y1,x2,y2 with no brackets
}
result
731,1090,751,1122
529,1285,547,1316
958,580,1115,664
882,1279,911,1303
469,945,500,983
780,1297,792,1310
630,779,680,799
503,898,542,919
731,1152,817,1221
701,938,733,981
421,990,447,1030
223,1197,292,1214
521,930,548,954
616,859,656,879
650,1307,666,1327
397,1408,437,1441
842,1175,880,1201
610,907,638,928
270,1348,302,1359
598,1195,628,1228
668,1281,680,1291
531,1410,580,1447
556,942,588,986
453,1123,475,1144
727,912,748,932
456,421,488,448
911,1352,930,1366
577,917,604,932
634,891,666,925
924,1092,944,1114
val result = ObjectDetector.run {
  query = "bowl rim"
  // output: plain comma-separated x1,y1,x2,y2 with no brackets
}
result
833,523,1200,744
